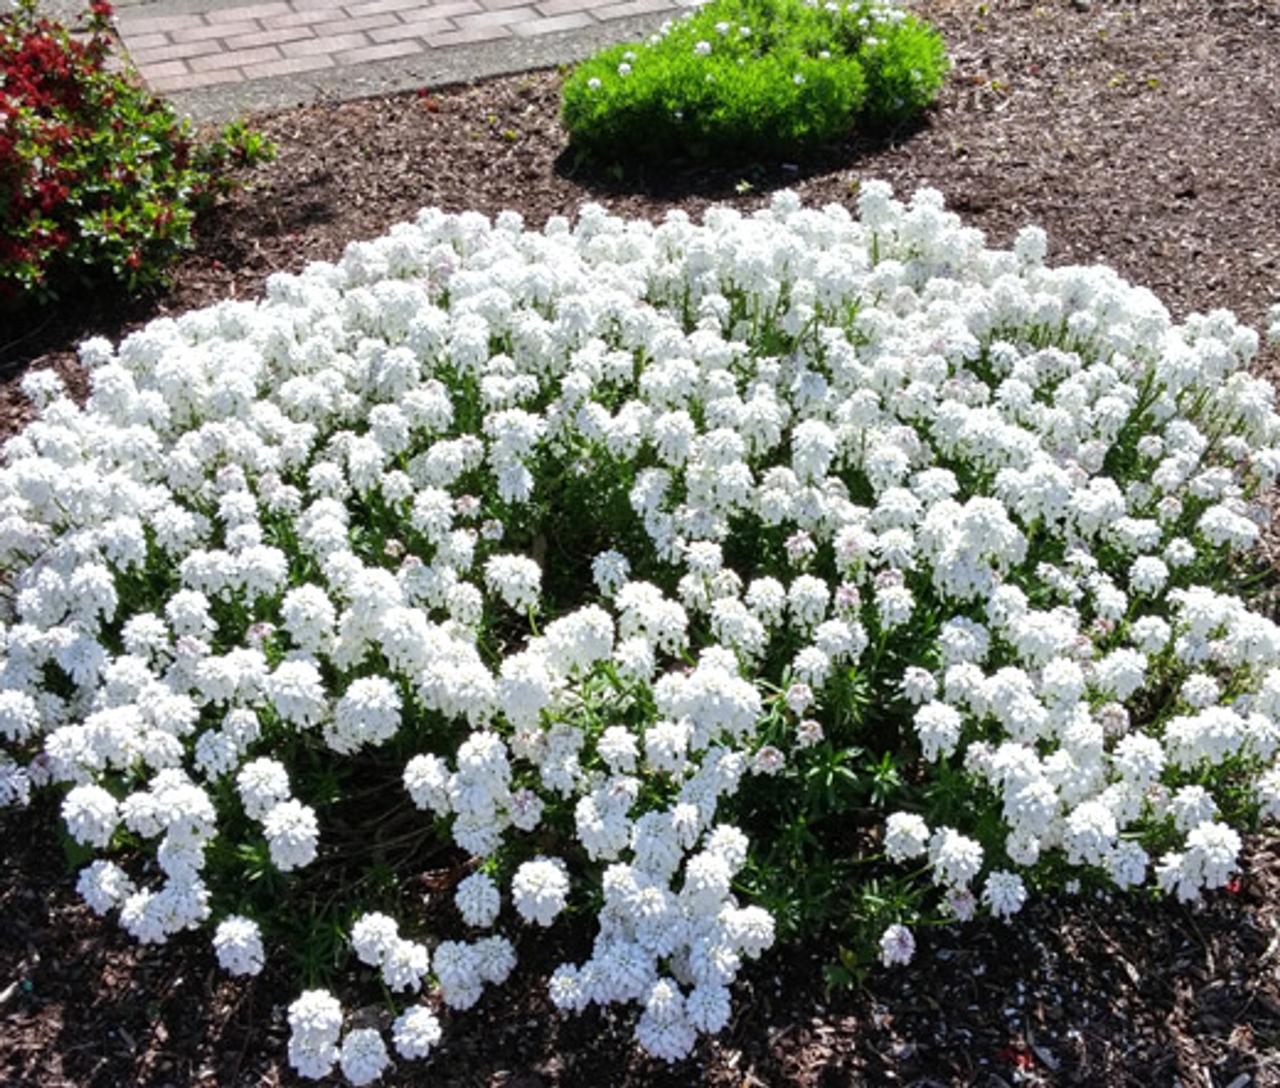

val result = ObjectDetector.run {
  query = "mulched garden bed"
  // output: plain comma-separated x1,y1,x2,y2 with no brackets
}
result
3,0,1280,1084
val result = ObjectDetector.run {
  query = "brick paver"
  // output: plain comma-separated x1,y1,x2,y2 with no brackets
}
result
130,39,225,64
368,18,455,43
170,20,261,42
334,38,424,61
454,5,537,27
143,58,194,79
148,67,246,92
115,12,207,34
243,53,336,76
345,0,427,18
207,3,293,23
592,0,674,20
513,11,592,34
281,30,370,55
422,23,510,45
126,32,173,50
222,26,320,48
189,43,283,69
115,0,681,93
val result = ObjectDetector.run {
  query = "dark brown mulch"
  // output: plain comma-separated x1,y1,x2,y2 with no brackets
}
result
3,0,1280,1085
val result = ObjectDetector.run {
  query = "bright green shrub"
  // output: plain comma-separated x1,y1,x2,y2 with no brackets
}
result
561,0,947,162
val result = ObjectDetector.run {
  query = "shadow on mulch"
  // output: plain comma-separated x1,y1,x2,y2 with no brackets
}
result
0,290,150,382
548,117,932,202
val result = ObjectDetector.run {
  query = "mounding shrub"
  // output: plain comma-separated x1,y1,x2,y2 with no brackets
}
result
0,0,273,304
4,186,1280,1082
560,0,947,162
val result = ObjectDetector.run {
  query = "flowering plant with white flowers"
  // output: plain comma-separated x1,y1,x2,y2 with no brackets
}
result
3,180,1280,1081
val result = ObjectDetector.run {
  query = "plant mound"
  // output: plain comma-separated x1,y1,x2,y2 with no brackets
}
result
560,0,946,163
0,0,272,304
4,185,1280,1083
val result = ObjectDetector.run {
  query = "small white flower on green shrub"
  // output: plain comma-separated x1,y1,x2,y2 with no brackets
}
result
561,0,948,162
879,923,915,966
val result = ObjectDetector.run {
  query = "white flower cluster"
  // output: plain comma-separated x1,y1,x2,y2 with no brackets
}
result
286,989,442,1083
546,831,774,1062
213,914,265,976
66,769,215,945
1266,302,1280,347
3,182,1279,1079
351,911,432,993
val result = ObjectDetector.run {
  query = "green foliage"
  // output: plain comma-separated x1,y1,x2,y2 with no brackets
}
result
0,0,275,305
560,0,947,163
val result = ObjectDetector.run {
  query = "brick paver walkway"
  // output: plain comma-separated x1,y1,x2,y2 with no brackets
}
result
115,0,678,95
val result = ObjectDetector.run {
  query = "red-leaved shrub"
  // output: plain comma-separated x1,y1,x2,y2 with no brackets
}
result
0,0,273,304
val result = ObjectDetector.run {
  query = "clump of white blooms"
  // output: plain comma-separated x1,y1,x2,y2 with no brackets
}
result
340,1028,390,1086
262,798,320,871
4,176,1279,1080
455,870,501,927
213,914,265,976
512,856,570,926
287,989,343,1080
879,923,915,966
390,1006,441,1061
